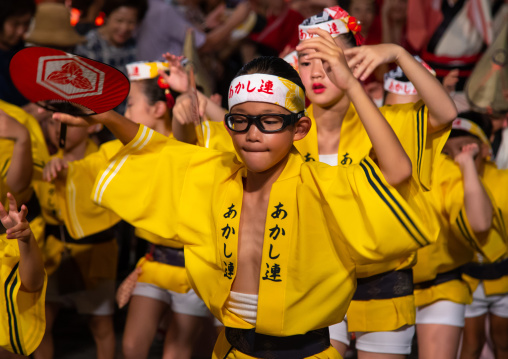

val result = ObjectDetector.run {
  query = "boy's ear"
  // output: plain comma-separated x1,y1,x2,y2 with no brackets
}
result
293,116,311,141
87,123,103,134
480,142,490,159
153,100,168,119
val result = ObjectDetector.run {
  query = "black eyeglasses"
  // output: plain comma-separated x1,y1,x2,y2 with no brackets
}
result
224,111,305,133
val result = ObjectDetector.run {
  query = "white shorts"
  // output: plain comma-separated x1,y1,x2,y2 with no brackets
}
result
416,300,466,327
465,283,508,318
46,277,115,316
132,282,209,317
329,317,415,354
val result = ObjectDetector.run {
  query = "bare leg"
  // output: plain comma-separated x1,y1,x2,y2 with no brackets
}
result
417,324,462,359
358,352,406,359
122,295,168,359
489,314,508,359
459,315,486,359
330,339,348,358
162,312,208,359
89,315,115,359
33,302,60,359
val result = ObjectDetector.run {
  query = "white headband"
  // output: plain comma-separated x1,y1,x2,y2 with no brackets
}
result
228,74,306,113
299,20,349,41
452,118,491,146
384,76,418,95
126,61,169,81
282,50,299,72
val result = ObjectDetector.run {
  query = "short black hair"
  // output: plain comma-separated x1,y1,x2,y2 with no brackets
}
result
235,56,306,95
102,0,148,23
0,0,36,29
337,32,358,48
450,111,493,140
137,77,166,105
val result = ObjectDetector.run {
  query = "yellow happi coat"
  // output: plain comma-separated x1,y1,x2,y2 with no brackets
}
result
0,242,47,356
0,101,48,355
294,101,448,332
462,162,508,297
66,138,192,294
33,140,119,288
414,155,507,307
0,100,49,243
92,125,431,347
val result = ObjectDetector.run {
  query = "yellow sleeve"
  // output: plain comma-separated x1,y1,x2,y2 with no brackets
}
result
312,157,431,265
440,157,507,263
0,102,50,204
1,245,47,356
380,101,451,191
55,141,123,239
92,125,229,245
0,100,49,172
198,119,236,153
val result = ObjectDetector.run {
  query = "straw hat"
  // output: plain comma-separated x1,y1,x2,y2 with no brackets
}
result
25,3,86,48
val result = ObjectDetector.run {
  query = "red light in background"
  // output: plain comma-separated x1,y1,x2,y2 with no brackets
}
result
95,12,105,26
70,8,81,26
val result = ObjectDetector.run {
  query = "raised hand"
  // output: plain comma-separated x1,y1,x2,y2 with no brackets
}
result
344,43,401,81
442,69,459,94
43,157,69,182
295,28,356,91
455,143,480,167
160,52,188,93
172,67,205,126
0,193,31,242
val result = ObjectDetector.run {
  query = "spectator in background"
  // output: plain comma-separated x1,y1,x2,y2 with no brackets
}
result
290,0,339,19
490,113,508,169
0,0,36,107
407,0,507,91
135,0,251,61
74,0,147,77
25,2,86,51
72,0,105,36
249,0,304,56
348,0,376,39
24,2,86,154
379,0,411,49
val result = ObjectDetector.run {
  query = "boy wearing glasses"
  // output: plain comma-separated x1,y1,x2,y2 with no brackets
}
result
55,52,431,358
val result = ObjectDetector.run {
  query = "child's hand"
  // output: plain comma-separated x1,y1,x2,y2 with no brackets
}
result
442,69,459,94
344,44,402,81
209,93,222,106
204,3,226,30
454,143,479,167
279,45,295,59
173,92,207,126
160,53,188,93
295,28,356,91
52,110,112,127
43,158,68,182
0,109,29,141
0,193,31,242
173,68,204,126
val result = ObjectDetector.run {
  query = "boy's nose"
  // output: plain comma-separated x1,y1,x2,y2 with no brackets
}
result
245,123,262,141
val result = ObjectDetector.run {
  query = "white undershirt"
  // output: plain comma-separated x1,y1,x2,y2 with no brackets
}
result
225,291,258,325
319,154,338,166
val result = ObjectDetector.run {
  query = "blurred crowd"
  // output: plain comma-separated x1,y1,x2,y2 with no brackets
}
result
0,0,507,358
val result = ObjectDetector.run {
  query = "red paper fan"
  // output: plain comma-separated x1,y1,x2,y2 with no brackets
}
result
10,47,129,116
